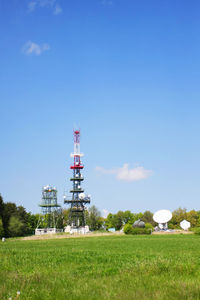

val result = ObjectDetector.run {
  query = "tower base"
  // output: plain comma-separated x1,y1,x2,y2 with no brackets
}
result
64,225,90,235
35,228,63,235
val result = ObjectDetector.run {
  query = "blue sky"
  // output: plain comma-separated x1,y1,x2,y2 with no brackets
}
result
0,0,200,215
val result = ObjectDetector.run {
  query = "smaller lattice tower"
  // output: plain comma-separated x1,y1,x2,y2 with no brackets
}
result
64,130,91,229
35,185,61,235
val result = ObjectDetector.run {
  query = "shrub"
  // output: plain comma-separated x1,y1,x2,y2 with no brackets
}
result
192,227,200,235
123,223,133,234
131,228,152,235
124,224,151,235
145,223,154,230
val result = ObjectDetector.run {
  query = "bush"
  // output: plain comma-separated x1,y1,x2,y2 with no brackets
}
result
123,224,133,234
192,227,200,235
131,228,152,235
124,224,152,235
145,223,154,230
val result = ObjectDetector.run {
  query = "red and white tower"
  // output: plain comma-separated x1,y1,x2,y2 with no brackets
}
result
64,130,90,228
70,130,84,170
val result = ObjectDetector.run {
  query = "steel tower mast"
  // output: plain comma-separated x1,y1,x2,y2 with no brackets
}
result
64,130,90,227
39,186,60,228
35,185,61,235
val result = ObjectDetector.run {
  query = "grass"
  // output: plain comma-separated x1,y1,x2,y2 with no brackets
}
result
1,235,200,299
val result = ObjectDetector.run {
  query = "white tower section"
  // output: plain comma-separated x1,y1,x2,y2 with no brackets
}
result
70,130,84,157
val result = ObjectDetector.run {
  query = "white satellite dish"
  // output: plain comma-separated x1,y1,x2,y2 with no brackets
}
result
153,210,172,224
79,193,85,199
180,220,190,231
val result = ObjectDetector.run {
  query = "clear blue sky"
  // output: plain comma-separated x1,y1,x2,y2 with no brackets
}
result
0,0,200,215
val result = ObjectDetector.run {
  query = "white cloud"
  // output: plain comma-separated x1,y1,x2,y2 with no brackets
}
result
27,0,62,15
96,164,152,182
102,209,109,218
22,41,50,56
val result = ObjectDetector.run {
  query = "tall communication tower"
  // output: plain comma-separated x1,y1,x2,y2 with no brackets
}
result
35,185,61,235
64,130,91,231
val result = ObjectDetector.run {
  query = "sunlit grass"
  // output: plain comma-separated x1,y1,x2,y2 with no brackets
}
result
1,235,200,299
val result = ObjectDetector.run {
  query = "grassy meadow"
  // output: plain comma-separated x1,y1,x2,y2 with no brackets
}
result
1,234,200,300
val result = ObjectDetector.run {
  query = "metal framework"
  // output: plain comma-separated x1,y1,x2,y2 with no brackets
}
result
37,185,61,228
64,130,90,227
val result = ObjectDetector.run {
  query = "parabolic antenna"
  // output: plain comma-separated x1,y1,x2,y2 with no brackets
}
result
153,210,172,224
79,193,85,200
180,220,190,230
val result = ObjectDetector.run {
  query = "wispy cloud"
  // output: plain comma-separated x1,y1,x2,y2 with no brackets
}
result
100,0,113,5
27,1,37,12
53,4,62,15
27,0,62,15
39,0,56,8
96,164,152,182
22,41,50,56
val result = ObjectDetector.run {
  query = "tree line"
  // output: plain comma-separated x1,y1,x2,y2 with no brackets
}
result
104,208,200,230
1,193,200,238
0,194,38,237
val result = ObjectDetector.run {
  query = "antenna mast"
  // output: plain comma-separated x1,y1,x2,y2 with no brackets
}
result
64,130,91,232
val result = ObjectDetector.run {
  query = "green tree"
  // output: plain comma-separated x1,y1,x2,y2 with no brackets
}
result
169,208,187,229
113,211,124,230
54,208,64,229
1,200,35,237
196,211,200,227
141,211,155,225
2,202,18,237
132,212,144,225
105,213,115,229
122,210,135,225
8,216,25,237
63,209,70,226
26,213,40,234
88,206,102,231
0,217,4,238
0,194,4,218
186,210,199,227
16,205,30,235
105,211,124,230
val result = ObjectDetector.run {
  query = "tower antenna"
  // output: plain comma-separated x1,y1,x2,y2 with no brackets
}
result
64,129,91,234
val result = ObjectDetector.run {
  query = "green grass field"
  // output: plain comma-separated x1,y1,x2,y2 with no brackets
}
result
1,235,200,300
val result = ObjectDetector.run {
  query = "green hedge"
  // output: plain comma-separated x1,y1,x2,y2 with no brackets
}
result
124,224,152,235
145,223,154,230
191,227,200,235
123,224,133,234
